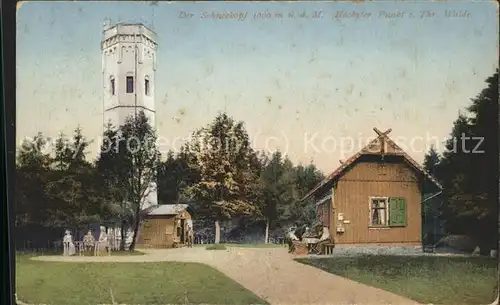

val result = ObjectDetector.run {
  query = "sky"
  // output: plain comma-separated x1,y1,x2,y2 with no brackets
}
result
17,1,498,173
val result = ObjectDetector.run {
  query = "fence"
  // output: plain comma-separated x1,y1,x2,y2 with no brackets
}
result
16,239,63,254
16,236,133,255
107,236,131,251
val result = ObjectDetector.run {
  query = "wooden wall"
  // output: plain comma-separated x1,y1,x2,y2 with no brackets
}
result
137,216,176,248
331,159,422,245
137,210,192,248
317,202,330,227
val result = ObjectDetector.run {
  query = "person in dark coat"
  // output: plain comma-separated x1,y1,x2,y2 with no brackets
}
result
294,225,307,241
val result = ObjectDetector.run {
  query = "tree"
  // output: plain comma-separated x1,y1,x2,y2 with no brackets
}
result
423,145,440,176
117,111,161,251
285,163,324,227
44,127,100,233
254,154,325,242
157,151,180,204
17,132,51,170
53,132,72,171
95,123,135,250
16,133,52,227
422,146,443,244
437,114,479,241
67,126,93,169
466,70,498,250
258,151,297,243
184,112,260,244
436,71,499,252
157,149,200,205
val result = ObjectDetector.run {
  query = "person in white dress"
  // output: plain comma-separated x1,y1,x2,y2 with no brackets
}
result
97,231,110,256
286,228,299,253
63,230,76,256
187,225,194,248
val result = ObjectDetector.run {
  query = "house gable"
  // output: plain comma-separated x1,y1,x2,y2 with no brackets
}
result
302,127,442,202
337,155,420,184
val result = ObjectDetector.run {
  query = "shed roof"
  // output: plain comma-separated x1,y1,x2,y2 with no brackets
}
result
301,128,443,201
147,204,189,216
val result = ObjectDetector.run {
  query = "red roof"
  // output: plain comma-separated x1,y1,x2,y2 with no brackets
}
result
301,128,443,201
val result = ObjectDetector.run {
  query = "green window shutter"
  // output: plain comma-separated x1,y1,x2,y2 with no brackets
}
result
389,197,407,227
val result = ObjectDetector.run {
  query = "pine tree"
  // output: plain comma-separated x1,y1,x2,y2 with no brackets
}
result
44,127,100,232
423,145,440,175
437,70,499,251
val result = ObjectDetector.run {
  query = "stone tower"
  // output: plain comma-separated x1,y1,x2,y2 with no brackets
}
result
101,23,158,209
101,23,157,129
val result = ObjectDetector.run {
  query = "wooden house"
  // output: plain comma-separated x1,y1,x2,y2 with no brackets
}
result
137,204,193,248
301,128,442,246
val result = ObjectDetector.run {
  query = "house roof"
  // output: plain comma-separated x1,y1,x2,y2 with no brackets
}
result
147,204,189,216
301,128,443,201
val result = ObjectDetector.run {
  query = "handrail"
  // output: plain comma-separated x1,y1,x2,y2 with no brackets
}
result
315,194,332,206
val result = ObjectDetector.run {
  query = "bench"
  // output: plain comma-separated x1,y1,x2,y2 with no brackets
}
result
323,243,335,255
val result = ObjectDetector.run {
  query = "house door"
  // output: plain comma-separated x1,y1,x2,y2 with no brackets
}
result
180,219,186,243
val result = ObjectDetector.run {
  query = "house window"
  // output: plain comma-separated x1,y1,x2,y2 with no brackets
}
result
145,77,150,96
370,197,388,226
126,76,134,93
110,77,115,95
369,197,407,227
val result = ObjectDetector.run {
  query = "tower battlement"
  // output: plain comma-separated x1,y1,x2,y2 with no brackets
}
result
101,23,157,50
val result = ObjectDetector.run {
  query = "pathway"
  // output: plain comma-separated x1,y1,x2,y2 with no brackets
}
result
32,246,422,305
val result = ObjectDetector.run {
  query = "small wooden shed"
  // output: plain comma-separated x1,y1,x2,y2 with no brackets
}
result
301,128,443,246
137,204,192,248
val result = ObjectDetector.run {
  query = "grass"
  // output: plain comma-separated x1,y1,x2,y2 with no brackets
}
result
226,243,286,248
109,250,145,256
16,254,268,305
206,244,228,250
17,250,145,256
296,255,498,305
198,243,286,249
61,250,145,256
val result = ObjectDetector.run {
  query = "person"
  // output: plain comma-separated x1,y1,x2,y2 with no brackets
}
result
310,221,324,238
83,230,95,254
294,225,307,241
286,227,299,253
63,230,76,256
63,230,71,256
68,236,76,256
187,225,194,248
97,231,110,256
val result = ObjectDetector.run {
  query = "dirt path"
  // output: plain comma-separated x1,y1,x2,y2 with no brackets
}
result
32,247,421,305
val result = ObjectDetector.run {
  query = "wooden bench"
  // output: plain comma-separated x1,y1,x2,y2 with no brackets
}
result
323,243,335,255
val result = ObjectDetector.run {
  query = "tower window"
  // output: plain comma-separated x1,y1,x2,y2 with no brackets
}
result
145,77,150,96
126,76,134,93
110,77,115,95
